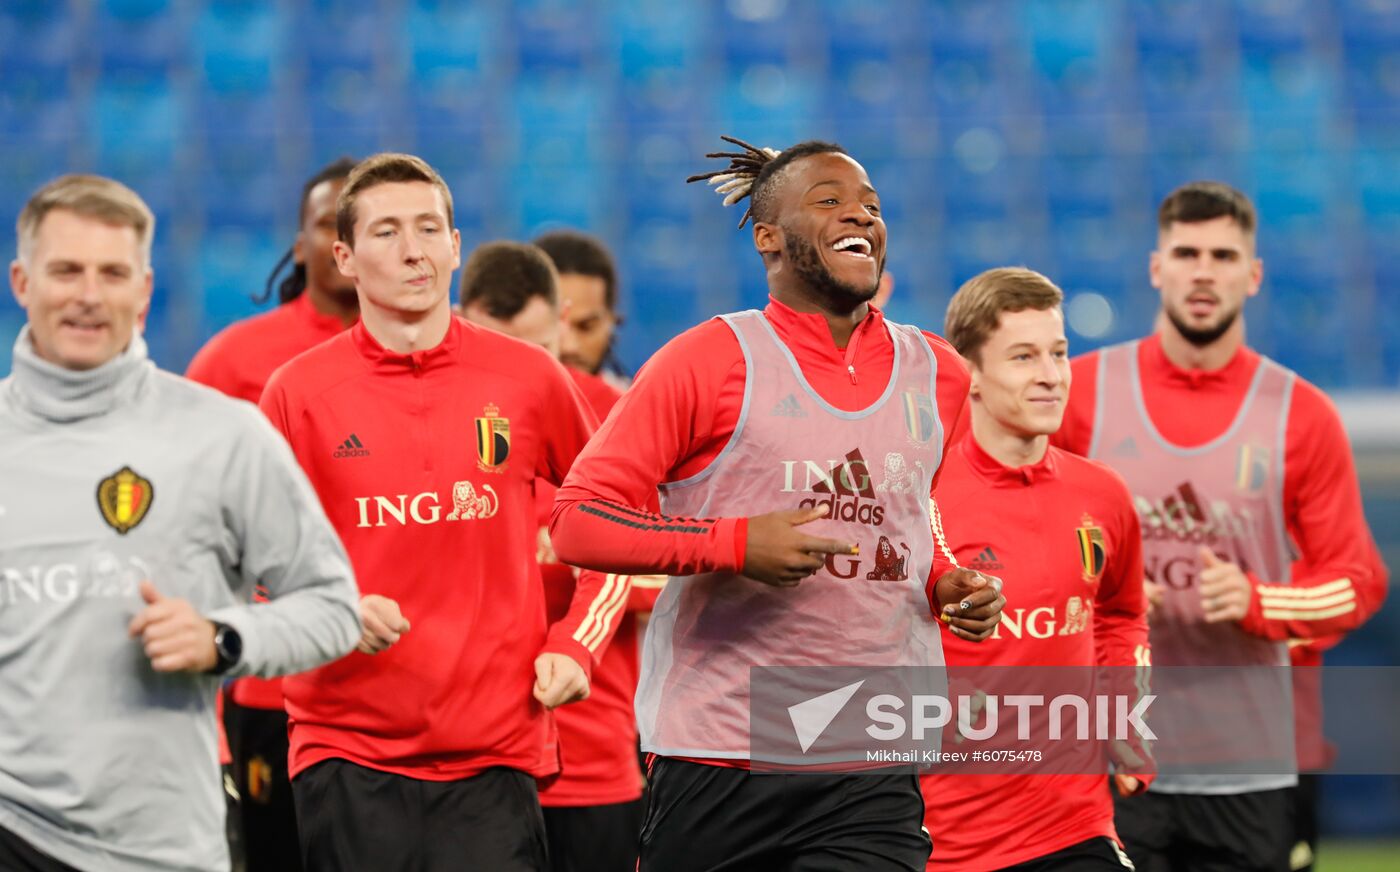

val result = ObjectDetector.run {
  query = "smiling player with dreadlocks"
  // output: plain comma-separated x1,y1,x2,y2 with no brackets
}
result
551,137,1006,871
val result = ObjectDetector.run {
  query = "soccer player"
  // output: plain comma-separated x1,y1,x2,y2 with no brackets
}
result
921,267,1150,871
0,175,360,872
186,156,358,872
260,154,625,872
458,240,661,872
551,137,1005,871
533,229,627,381
1053,182,1389,871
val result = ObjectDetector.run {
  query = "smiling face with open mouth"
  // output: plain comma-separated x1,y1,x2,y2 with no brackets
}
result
10,208,153,371
760,152,887,314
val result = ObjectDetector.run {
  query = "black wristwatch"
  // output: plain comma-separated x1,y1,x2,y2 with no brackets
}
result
211,622,243,675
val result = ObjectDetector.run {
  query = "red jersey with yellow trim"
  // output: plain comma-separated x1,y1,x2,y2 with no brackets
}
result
537,369,661,806
261,316,623,782
920,435,1150,871
187,293,352,712
1054,334,1386,641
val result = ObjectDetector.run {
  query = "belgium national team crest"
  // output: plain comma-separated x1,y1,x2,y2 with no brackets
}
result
1076,514,1106,583
475,404,511,473
97,466,154,535
902,391,936,444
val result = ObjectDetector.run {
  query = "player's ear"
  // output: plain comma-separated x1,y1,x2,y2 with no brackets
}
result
332,240,355,280
753,221,782,257
1248,256,1263,298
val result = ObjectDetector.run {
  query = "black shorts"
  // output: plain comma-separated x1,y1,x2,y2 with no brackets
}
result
0,827,79,872
293,759,548,872
1113,787,1294,872
1286,774,1319,872
639,757,930,872
223,696,300,872
543,799,645,872
1001,836,1137,871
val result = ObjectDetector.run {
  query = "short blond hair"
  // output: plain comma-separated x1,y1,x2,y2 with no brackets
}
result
336,152,454,247
944,267,1064,364
16,174,155,266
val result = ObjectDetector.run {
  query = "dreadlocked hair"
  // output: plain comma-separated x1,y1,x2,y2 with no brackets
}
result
255,156,359,304
686,136,847,228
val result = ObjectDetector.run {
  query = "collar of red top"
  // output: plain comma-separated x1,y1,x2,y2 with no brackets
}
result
349,313,463,372
764,296,886,360
959,431,1059,486
1143,332,1259,390
292,291,355,335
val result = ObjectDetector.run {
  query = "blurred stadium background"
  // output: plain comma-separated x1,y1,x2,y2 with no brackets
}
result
1,0,1397,857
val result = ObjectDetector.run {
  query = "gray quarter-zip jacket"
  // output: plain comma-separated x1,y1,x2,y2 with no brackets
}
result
0,328,360,872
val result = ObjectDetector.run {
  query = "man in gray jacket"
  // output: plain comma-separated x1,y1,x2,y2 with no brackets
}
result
0,174,362,872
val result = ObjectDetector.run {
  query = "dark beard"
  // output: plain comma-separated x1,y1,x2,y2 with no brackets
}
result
1165,302,1241,347
782,228,881,314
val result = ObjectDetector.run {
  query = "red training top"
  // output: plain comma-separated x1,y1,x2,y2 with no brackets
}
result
920,435,1151,870
261,316,624,782
550,298,968,599
1053,334,1388,640
186,292,353,712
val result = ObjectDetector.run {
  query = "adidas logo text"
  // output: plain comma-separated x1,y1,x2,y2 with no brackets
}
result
334,434,371,459
968,546,1003,570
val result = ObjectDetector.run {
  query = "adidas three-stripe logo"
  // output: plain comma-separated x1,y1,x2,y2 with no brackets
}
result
333,433,371,458
771,393,807,417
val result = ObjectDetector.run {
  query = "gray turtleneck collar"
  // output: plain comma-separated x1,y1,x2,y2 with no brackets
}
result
7,326,153,422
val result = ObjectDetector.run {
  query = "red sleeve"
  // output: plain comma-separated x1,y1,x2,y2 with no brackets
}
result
924,332,971,600
1051,350,1100,456
1239,382,1389,640
1092,468,1150,670
540,569,631,678
550,321,749,576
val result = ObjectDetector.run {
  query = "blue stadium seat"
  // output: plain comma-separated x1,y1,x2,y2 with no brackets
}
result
199,227,281,323
714,0,812,68
405,3,494,85
827,63,917,163
96,4,188,77
1355,147,1400,217
1248,152,1334,227
818,0,910,67
1128,0,1219,45
91,78,184,168
606,0,702,78
717,67,822,149
0,6,77,67
1232,0,1317,49
512,162,600,232
0,65,79,140
510,0,596,73
195,4,280,95
1022,0,1118,74
197,105,280,189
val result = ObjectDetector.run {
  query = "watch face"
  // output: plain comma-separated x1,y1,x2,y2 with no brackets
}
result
217,625,242,663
